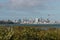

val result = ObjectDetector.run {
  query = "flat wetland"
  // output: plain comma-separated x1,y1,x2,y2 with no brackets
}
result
0,24,60,40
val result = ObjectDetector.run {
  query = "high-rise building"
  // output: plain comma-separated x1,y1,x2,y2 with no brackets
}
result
35,18,38,23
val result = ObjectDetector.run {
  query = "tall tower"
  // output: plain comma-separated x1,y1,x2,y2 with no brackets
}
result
35,18,38,23
47,14,50,20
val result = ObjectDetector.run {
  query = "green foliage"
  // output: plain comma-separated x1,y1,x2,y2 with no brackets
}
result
0,26,59,40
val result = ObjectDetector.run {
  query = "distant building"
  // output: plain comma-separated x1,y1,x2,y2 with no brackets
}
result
17,19,21,24
35,18,38,23
12,20,18,23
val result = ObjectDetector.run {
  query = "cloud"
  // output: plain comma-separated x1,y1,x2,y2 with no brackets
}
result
7,0,47,9
0,0,55,10
10,0,41,7
1,0,59,9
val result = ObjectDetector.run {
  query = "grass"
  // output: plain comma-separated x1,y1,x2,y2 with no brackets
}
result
0,26,59,40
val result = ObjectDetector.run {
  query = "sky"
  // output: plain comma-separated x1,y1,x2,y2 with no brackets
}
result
0,0,60,20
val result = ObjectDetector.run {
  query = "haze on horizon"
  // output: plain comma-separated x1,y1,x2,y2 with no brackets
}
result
0,0,60,21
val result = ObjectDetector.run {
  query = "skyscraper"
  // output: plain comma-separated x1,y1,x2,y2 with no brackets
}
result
35,18,38,23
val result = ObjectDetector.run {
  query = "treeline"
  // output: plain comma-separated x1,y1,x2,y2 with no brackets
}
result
0,20,14,24
0,26,60,40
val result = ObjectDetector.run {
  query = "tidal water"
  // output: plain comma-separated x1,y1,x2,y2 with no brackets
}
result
0,24,60,28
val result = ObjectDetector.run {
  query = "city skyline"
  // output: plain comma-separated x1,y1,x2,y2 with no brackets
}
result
0,0,60,20
0,17,59,24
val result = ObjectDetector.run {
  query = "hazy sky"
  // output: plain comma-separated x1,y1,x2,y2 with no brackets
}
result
0,0,60,20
